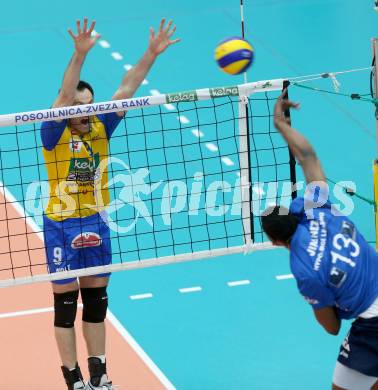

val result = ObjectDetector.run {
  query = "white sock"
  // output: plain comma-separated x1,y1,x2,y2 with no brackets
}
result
90,354,106,364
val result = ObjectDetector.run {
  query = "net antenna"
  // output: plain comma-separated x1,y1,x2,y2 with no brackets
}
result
240,0,248,84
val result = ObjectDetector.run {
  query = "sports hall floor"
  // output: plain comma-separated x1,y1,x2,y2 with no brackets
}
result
0,1,376,389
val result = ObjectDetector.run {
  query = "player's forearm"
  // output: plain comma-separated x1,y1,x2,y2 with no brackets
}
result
115,49,156,99
58,51,86,103
274,118,316,163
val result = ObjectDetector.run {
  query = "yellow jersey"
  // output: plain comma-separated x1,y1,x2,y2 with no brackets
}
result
41,113,121,221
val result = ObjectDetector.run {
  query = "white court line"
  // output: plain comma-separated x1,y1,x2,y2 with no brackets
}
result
227,280,251,287
99,40,111,49
123,64,133,71
164,103,175,110
205,143,218,152
177,115,190,124
191,129,204,138
179,286,202,294
0,184,175,389
0,304,83,319
0,306,53,319
107,311,176,389
221,157,234,166
142,79,149,85
111,52,123,61
0,182,43,240
130,293,153,300
276,274,294,280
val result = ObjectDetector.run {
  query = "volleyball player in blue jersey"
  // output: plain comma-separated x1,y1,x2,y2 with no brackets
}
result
261,92,378,390
42,17,179,390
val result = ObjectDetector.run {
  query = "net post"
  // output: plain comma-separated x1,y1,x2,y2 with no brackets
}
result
372,38,378,249
282,80,298,199
238,92,254,250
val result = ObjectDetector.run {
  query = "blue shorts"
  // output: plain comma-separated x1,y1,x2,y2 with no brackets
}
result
337,316,378,377
43,213,112,284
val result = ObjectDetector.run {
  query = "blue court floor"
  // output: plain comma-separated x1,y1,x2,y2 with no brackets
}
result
0,1,377,388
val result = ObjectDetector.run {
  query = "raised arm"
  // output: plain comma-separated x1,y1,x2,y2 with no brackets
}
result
273,90,326,184
53,18,100,109
112,18,180,110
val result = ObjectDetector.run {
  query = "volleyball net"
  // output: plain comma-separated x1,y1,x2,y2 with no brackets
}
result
0,78,298,287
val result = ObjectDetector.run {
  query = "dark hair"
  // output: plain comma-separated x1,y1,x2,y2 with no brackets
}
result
77,80,94,96
261,206,299,243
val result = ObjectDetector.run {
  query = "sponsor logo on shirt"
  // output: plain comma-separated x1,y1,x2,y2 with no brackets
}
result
69,137,83,152
66,153,100,183
329,267,347,288
71,232,102,249
307,220,319,257
306,212,327,271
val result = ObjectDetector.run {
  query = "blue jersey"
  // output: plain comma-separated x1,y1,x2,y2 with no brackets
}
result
289,197,378,319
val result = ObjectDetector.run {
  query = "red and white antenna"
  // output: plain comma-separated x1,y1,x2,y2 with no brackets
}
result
240,0,248,83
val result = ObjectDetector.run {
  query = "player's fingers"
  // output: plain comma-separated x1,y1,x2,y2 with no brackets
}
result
68,28,76,40
149,27,155,40
159,17,166,32
169,38,181,45
283,100,300,109
164,19,173,33
83,17,88,33
93,33,101,42
167,25,176,38
88,20,96,34
76,20,82,34
290,102,300,109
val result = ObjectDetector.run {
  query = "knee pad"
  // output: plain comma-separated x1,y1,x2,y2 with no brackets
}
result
81,286,108,323
54,290,79,328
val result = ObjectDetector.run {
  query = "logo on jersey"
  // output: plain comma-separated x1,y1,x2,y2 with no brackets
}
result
71,232,102,249
66,153,100,183
69,137,83,152
329,267,347,288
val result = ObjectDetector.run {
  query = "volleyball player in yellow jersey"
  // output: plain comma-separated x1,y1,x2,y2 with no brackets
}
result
40,18,180,390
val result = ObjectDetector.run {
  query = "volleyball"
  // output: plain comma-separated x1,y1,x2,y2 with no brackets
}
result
215,37,254,75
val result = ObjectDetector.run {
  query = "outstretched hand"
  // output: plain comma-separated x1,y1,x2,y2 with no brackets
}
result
148,18,180,56
274,89,300,125
68,18,100,56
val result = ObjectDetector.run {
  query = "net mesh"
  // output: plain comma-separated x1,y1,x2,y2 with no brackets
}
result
0,80,295,286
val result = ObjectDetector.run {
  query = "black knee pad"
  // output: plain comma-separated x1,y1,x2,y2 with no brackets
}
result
81,286,108,323
54,290,79,328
